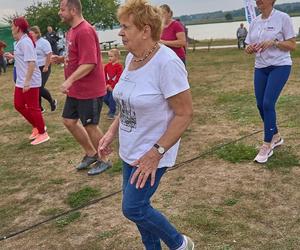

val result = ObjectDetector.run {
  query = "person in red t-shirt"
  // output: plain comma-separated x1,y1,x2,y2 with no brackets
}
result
160,4,187,65
104,49,123,119
52,0,111,176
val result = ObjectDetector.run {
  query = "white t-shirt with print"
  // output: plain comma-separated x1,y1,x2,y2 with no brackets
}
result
113,45,189,168
245,9,295,68
36,37,52,67
14,34,41,88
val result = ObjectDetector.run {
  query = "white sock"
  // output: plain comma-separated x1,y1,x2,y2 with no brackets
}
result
175,235,187,250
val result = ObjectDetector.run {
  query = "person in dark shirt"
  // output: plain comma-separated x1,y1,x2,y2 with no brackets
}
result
45,26,59,55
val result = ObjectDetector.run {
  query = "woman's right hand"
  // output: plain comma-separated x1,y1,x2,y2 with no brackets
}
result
4,52,14,60
98,131,115,158
245,44,258,54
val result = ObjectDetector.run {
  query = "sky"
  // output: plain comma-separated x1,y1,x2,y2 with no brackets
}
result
0,0,298,22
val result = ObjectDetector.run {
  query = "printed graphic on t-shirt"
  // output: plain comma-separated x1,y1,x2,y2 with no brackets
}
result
114,77,136,132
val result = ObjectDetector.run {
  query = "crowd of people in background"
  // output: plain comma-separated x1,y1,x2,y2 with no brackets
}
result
1,0,297,248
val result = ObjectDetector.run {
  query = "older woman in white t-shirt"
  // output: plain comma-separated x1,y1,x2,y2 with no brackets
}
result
98,1,194,249
5,17,49,145
245,0,296,163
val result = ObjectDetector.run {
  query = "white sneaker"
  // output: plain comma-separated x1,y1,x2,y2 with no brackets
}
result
271,137,284,149
184,235,194,250
254,144,273,163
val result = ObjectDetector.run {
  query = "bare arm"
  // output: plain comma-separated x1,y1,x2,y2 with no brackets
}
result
43,52,53,72
44,52,52,68
161,32,186,48
61,64,95,93
275,38,296,51
156,89,193,149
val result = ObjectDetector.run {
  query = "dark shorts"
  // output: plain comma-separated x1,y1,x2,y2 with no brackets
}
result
62,96,103,126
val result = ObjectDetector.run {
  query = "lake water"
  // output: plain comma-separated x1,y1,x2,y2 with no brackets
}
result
97,16,300,44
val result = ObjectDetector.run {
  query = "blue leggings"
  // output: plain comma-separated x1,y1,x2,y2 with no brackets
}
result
254,65,291,143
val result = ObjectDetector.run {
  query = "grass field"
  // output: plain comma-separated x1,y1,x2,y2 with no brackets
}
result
0,48,300,250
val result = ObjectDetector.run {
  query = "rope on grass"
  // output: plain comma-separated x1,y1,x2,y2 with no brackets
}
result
3,117,296,242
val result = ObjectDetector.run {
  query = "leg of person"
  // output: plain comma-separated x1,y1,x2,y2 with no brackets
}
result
14,87,36,126
3,57,7,73
40,66,57,111
13,66,17,83
24,87,49,145
263,65,291,144
103,92,110,113
253,67,273,163
108,91,116,118
122,162,187,250
62,96,98,169
254,67,269,122
78,97,112,175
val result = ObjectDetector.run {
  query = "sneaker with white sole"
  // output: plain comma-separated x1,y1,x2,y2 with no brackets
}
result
76,154,98,170
29,128,39,140
271,137,284,149
254,144,273,163
87,160,112,176
30,132,50,145
183,235,195,250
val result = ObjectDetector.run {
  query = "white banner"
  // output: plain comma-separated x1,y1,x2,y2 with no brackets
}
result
244,0,257,24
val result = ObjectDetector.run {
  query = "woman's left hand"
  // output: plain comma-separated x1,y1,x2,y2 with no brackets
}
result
258,40,275,52
130,148,162,189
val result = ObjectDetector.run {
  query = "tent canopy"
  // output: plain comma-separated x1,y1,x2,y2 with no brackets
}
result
0,25,14,52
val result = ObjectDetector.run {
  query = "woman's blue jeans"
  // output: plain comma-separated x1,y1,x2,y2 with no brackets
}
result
254,65,291,143
122,161,183,250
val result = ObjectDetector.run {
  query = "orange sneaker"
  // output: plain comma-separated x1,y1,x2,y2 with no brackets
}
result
29,128,39,140
30,132,50,145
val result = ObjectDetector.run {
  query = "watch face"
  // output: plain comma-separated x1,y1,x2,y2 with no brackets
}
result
158,147,165,154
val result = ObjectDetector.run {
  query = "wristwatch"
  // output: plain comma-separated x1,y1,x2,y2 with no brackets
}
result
274,39,279,48
153,143,166,155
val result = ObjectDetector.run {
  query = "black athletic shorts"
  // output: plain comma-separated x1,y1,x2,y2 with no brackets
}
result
62,96,103,126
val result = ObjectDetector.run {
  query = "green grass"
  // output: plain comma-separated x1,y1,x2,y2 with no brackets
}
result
66,186,101,208
215,143,257,163
97,228,121,240
107,158,123,175
55,211,81,228
265,148,300,171
224,198,239,206
39,208,64,217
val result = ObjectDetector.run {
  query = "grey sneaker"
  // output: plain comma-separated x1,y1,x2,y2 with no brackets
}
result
184,235,194,250
87,160,112,176
76,155,98,170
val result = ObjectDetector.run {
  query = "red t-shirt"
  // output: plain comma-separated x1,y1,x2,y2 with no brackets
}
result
104,62,123,89
161,20,185,60
64,20,106,99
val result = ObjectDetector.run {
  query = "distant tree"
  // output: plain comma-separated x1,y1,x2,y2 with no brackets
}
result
225,13,233,21
3,0,119,34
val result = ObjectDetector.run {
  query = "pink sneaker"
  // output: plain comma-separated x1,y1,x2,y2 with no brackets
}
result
29,128,39,140
271,137,284,149
254,144,273,163
30,132,50,145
